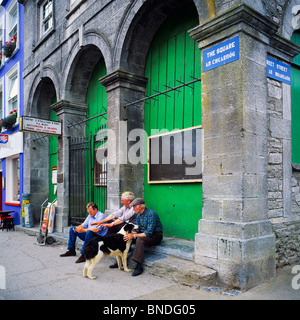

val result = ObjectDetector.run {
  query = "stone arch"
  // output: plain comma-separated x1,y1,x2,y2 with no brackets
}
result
113,0,201,76
24,75,57,222
62,30,111,103
113,0,266,76
281,0,300,40
27,70,58,118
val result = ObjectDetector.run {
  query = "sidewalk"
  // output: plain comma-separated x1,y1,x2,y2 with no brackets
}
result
0,229,299,300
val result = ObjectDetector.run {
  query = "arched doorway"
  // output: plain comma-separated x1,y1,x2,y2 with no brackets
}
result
29,77,57,220
48,95,57,203
144,6,201,240
68,53,108,224
86,58,108,213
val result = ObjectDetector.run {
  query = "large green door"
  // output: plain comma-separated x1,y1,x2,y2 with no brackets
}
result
49,96,57,203
86,59,107,213
144,7,202,240
292,30,300,164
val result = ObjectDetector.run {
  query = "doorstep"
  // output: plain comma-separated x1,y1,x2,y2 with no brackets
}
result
15,225,218,287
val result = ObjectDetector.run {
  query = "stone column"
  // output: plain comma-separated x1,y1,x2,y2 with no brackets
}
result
51,100,87,232
100,70,148,212
189,4,280,290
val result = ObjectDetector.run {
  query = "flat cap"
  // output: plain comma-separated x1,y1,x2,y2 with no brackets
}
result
130,198,145,207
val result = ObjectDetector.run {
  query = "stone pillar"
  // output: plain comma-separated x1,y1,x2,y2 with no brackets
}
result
189,4,280,290
52,100,87,232
100,70,148,212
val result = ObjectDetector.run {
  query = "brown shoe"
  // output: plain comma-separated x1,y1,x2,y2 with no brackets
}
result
75,255,86,263
60,250,76,257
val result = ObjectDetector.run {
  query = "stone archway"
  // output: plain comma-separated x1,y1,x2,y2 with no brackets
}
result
114,0,200,76
24,77,57,223
62,30,112,104
53,43,108,231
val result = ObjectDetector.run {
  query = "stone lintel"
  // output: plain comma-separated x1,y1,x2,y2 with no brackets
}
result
100,70,148,93
51,100,88,117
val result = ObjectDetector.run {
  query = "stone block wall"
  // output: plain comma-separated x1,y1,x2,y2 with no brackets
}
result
267,77,300,267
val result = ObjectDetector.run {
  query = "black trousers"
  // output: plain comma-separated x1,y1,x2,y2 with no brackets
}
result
132,232,163,264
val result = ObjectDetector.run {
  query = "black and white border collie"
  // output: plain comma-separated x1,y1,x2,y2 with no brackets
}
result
83,223,136,280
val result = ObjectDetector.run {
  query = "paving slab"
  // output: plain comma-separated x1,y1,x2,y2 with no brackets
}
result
15,225,218,288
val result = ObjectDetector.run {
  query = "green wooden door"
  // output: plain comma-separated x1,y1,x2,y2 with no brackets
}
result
292,30,300,164
49,96,57,203
144,7,202,240
86,59,108,213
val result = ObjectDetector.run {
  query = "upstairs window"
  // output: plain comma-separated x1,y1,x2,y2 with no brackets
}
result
0,16,4,66
7,1,18,40
40,0,53,36
5,0,19,57
5,63,19,116
0,78,3,120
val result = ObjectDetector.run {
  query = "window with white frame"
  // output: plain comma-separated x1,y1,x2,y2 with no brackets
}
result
6,1,18,42
0,78,3,120
5,63,19,116
0,15,4,65
40,0,53,36
6,155,20,203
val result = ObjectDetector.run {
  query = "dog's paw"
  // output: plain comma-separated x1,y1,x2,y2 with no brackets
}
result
124,268,132,272
88,275,97,280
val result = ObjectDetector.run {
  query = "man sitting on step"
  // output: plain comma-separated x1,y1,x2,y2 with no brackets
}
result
123,198,163,276
91,191,137,269
60,202,107,263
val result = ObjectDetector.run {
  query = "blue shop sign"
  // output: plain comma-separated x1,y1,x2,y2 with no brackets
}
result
267,57,291,85
203,36,240,72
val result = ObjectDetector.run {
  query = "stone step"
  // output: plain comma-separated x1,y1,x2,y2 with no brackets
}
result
15,225,217,287
143,251,217,287
145,237,195,261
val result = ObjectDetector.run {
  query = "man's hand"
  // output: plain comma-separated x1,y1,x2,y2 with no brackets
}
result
90,221,102,227
102,223,113,229
75,225,85,233
124,233,134,242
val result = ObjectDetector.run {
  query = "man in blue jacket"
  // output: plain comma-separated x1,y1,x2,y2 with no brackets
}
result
60,202,108,263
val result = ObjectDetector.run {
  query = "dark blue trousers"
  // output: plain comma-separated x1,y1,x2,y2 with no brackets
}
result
67,227,98,255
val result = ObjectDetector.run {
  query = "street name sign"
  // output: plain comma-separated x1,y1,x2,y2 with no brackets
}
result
203,36,240,72
267,56,291,85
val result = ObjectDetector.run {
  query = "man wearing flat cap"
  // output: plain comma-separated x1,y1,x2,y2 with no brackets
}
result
123,198,163,276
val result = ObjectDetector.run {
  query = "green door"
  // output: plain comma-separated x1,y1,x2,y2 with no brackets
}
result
292,30,300,164
144,7,202,240
49,96,57,203
86,59,108,213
